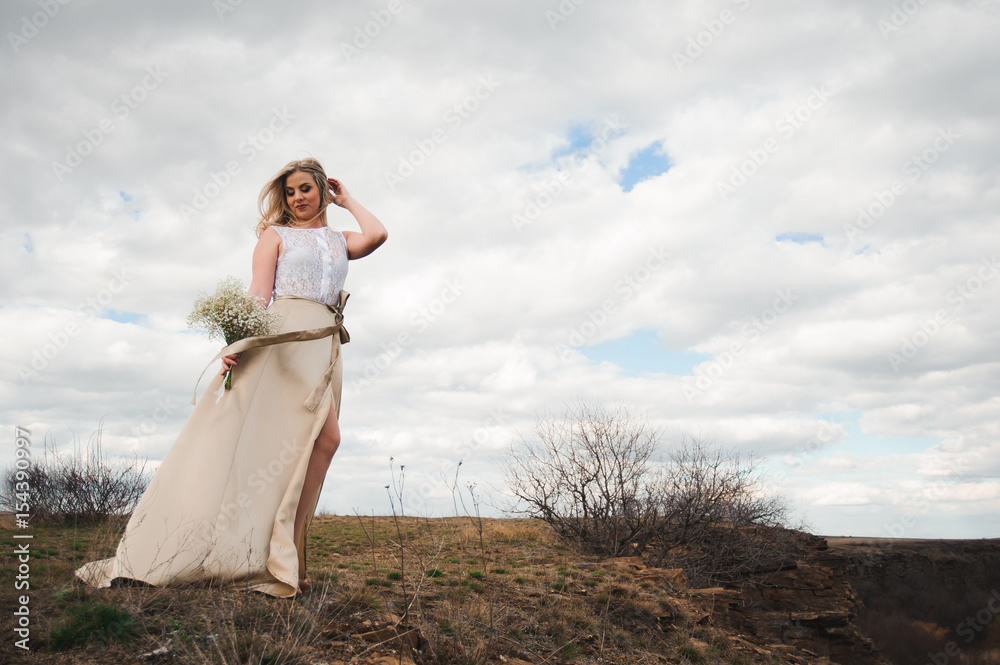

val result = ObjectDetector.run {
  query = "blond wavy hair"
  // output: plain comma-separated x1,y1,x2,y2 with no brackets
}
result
254,158,336,238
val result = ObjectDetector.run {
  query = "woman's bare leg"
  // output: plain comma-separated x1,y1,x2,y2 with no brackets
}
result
293,397,340,578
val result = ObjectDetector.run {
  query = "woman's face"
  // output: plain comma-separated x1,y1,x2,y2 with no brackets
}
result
285,171,322,222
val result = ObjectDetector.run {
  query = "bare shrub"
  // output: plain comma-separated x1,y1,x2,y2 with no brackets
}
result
645,437,794,586
500,400,663,558
500,400,793,585
0,422,150,525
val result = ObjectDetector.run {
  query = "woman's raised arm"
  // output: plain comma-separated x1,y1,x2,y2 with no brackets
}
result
329,178,388,259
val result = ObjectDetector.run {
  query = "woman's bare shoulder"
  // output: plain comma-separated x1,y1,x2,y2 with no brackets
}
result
257,225,283,255
260,225,283,242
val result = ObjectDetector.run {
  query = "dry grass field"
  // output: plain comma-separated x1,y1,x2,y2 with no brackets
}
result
10,516,997,664
1,513,791,665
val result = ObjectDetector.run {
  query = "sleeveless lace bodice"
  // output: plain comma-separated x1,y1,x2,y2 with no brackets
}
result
270,225,348,307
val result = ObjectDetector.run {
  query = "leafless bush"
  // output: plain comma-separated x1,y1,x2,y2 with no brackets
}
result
645,437,795,586
0,422,150,525
500,400,794,585
500,400,664,557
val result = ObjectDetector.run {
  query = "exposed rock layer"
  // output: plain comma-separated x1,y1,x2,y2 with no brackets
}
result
621,531,892,664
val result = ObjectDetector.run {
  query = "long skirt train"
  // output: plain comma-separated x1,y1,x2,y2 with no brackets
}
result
74,292,349,598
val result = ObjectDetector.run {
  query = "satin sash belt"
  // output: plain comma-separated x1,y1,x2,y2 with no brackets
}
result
190,290,351,411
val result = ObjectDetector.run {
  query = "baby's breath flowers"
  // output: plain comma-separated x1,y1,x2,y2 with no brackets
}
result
186,276,280,390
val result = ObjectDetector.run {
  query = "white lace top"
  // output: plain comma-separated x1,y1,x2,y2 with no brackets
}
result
270,225,349,307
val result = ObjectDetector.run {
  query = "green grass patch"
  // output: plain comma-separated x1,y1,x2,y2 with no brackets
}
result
49,599,140,650
560,642,583,660
677,644,705,663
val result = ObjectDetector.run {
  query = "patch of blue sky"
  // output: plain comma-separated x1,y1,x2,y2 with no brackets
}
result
578,329,710,376
838,413,945,458
774,410,944,465
103,310,148,325
513,120,627,175
776,232,824,245
552,125,596,160
23,233,33,253
119,191,141,220
619,141,671,192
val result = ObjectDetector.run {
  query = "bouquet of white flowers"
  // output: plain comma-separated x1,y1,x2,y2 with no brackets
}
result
186,276,280,390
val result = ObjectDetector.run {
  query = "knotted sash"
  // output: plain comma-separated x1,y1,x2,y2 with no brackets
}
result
190,290,350,411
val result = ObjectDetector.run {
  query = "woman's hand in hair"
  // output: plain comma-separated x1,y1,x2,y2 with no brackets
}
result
328,178,352,208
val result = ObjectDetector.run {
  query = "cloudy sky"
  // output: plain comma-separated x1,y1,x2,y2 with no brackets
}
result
2,0,998,539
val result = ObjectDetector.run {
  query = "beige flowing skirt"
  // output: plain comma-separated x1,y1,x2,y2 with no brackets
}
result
74,292,349,598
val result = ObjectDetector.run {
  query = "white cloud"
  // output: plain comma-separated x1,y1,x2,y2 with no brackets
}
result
800,483,882,507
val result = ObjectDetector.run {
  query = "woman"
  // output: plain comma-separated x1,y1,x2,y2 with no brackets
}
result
75,158,387,598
